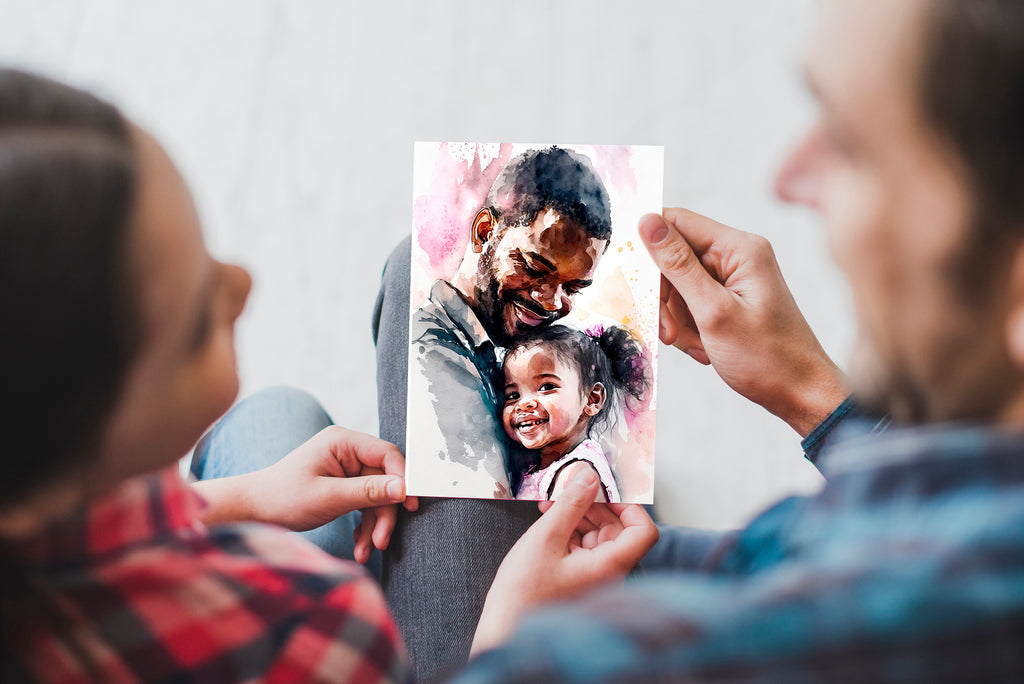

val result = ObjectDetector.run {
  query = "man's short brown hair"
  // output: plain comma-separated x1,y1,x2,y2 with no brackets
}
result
920,0,1024,293
922,0,1024,227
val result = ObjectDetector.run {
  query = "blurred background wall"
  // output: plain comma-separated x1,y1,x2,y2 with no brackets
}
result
0,0,855,529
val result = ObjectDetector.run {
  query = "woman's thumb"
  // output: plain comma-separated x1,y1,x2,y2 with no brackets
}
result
332,474,406,509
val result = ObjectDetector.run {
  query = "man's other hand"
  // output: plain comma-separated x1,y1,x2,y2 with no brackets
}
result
471,469,658,656
639,208,848,437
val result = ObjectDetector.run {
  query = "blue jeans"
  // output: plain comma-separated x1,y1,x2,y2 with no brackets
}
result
189,386,381,578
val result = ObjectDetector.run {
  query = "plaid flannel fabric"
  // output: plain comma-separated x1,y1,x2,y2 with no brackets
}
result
456,424,1024,682
4,468,410,683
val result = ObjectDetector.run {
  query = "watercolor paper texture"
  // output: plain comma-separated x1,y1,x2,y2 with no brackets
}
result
407,142,663,503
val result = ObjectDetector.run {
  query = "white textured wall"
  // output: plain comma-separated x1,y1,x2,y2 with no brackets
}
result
0,0,855,529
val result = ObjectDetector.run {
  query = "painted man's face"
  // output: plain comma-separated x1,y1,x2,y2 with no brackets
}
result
476,208,607,347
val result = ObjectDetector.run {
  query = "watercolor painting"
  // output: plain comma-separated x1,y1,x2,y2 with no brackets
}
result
406,142,664,503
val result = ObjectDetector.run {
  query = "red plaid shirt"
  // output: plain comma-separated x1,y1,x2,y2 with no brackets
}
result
2,468,410,683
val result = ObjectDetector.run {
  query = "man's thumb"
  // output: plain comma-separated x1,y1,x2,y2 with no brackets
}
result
639,213,722,318
540,468,600,541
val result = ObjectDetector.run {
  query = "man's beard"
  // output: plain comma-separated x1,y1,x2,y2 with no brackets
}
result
849,310,1023,426
850,214,1024,426
847,341,931,424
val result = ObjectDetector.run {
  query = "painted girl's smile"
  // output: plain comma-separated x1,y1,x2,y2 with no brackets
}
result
502,345,594,459
511,413,549,438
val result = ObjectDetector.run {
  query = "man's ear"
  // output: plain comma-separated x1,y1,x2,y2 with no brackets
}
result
583,383,606,416
471,208,497,254
1007,245,1024,369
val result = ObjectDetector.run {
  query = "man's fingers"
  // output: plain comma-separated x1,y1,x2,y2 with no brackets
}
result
659,277,679,345
640,213,727,324
581,526,606,550
660,273,673,304
659,291,706,363
537,468,601,543
614,503,657,529
581,502,622,529
573,514,600,537
665,286,699,337
663,297,706,360
661,207,741,255
686,348,711,365
590,504,659,571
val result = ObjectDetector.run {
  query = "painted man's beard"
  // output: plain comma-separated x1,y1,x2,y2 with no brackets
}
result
473,245,553,347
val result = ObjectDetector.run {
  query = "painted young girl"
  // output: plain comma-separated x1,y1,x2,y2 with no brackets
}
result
500,324,648,502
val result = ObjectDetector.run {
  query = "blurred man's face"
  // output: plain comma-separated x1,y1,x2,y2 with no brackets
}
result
775,0,1021,423
476,208,607,347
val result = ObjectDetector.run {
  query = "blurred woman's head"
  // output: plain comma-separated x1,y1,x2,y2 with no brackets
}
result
0,69,250,519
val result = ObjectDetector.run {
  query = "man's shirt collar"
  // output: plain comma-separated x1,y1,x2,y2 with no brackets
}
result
820,422,1024,476
430,280,495,351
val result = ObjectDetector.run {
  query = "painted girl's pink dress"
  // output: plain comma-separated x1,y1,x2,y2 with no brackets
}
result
516,439,621,503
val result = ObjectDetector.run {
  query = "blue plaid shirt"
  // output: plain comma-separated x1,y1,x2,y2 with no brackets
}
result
455,401,1024,682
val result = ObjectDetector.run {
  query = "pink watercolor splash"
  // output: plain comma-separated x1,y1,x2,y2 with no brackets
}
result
589,145,637,199
414,143,514,281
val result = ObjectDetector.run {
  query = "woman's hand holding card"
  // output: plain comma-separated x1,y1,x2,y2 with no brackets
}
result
195,426,417,564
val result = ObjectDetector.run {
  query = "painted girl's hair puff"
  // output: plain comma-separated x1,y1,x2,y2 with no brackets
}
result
503,322,650,438
587,323,649,409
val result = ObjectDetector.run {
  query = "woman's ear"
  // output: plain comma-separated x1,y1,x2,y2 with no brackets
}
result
471,208,497,254
583,383,606,416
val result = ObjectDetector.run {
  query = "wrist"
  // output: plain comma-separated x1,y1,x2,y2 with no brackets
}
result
471,591,520,657
776,358,849,438
192,471,261,526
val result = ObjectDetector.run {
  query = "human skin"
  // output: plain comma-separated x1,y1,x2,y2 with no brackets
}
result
776,0,1024,424
641,0,1024,430
470,469,657,655
473,0,1024,656
639,209,848,438
450,207,608,347
0,127,416,562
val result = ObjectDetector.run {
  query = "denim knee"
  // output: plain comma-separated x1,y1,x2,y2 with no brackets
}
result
190,386,333,479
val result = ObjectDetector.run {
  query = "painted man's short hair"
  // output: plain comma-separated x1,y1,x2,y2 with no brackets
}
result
485,146,612,241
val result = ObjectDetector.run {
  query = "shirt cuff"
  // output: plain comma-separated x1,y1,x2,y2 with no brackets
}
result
800,395,858,465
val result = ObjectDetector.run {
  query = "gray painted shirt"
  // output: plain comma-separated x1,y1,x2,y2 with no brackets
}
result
405,280,512,497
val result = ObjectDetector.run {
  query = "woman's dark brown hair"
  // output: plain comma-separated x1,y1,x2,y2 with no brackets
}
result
0,69,140,506
0,68,141,681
